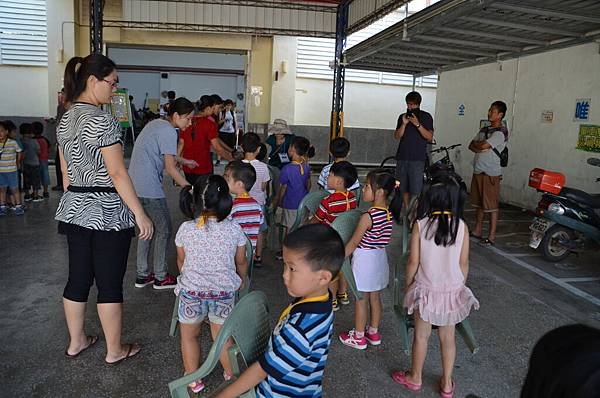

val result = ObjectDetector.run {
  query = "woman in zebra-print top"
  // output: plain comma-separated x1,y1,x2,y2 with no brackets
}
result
56,54,153,365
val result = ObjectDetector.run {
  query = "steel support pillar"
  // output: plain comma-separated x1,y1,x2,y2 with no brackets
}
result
90,0,104,54
330,1,349,143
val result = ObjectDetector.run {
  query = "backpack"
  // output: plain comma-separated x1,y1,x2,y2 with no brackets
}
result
484,126,509,167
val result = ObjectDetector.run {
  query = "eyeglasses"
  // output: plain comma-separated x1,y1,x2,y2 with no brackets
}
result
102,79,119,88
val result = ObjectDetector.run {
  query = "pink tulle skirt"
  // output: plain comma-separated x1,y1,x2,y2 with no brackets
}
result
404,283,479,326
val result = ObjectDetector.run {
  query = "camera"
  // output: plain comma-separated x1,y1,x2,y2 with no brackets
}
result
406,108,415,117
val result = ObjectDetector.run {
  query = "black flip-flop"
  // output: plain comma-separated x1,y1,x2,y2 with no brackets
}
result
105,343,141,366
469,232,483,240
65,335,99,358
479,238,495,246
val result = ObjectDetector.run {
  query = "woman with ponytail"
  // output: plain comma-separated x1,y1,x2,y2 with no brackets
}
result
56,54,153,365
391,171,479,398
177,95,233,198
175,175,248,393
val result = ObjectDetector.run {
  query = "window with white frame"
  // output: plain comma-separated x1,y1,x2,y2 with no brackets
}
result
0,0,48,66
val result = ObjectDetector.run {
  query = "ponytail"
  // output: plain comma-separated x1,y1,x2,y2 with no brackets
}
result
366,169,402,223
63,54,116,103
179,185,198,219
168,97,195,117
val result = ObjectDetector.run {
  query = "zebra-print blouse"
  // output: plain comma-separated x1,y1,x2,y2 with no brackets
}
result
55,102,134,231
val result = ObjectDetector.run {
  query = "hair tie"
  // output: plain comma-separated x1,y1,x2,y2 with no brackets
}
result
217,186,220,192
394,180,401,190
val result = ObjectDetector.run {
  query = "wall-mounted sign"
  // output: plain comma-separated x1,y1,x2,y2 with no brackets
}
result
458,104,465,116
541,110,554,124
574,98,591,122
577,124,600,153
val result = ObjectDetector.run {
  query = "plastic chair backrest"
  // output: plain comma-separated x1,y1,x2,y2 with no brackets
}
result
330,209,363,300
168,291,271,398
288,190,329,232
238,235,255,298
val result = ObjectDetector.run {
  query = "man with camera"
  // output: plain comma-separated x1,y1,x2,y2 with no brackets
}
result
394,91,434,210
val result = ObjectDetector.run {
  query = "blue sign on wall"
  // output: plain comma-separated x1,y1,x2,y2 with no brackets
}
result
458,103,465,116
574,98,591,121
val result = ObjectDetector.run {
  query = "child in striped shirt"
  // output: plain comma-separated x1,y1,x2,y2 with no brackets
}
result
339,169,402,350
217,224,345,398
311,160,358,311
224,161,264,257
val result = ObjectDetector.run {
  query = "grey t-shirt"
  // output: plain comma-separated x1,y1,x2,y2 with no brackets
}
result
129,119,178,198
473,126,507,177
22,137,40,166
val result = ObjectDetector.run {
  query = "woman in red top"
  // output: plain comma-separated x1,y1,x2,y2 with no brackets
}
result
178,96,233,196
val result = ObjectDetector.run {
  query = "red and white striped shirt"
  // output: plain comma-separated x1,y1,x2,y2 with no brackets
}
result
315,191,357,226
357,207,393,249
230,194,263,249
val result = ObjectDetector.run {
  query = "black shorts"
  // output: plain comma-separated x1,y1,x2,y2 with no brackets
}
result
219,132,237,149
60,222,134,303
23,164,41,190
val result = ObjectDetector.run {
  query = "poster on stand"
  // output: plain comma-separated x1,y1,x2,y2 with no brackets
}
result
576,125,600,153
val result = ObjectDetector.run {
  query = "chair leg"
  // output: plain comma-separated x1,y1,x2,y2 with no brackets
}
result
169,296,180,337
396,306,411,355
457,318,479,354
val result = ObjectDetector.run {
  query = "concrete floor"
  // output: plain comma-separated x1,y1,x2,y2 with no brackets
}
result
1,166,599,398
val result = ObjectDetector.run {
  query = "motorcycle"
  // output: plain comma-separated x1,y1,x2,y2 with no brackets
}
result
528,158,600,262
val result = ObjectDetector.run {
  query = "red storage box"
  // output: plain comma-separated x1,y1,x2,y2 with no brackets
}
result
528,168,565,194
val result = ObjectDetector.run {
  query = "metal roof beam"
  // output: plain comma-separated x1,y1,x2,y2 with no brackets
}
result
433,27,548,46
147,0,337,13
383,49,472,62
417,34,521,52
459,16,582,38
349,63,421,75
489,3,600,25
366,55,445,69
388,41,495,57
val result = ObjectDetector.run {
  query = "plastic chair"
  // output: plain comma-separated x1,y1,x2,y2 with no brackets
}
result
330,209,363,301
169,235,255,338
168,291,271,398
288,190,329,233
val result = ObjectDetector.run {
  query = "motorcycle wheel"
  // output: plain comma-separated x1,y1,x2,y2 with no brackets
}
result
539,225,574,262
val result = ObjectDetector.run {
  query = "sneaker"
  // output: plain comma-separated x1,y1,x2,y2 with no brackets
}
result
223,371,233,381
134,274,155,288
332,298,339,312
339,329,367,350
13,205,25,216
365,330,382,346
188,379,205,393
24,194,33,202
0,206,7,216
337,291,350,305
153,274,177,290
253,255,263,268
33,195,44,202
43,192,50,198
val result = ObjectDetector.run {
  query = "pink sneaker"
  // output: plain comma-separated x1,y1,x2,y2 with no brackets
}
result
365,330,382,345
153,274,177,290
339,329,367,350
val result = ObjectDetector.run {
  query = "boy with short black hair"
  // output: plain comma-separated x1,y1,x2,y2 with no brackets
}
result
0,121,25,216
217,224,345,398
241,133,271,265
224,161,264,254
318,137,360,192
312,160,358,311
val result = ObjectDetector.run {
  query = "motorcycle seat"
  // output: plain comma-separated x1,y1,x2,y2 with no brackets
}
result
560,187,600,209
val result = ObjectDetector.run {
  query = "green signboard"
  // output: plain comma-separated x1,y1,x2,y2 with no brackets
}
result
577,124,600,153
108,88,131,128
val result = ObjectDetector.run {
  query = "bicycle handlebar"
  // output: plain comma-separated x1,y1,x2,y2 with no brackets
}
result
430,143,461,154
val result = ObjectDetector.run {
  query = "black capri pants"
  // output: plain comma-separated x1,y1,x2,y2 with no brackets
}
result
60,222,135,303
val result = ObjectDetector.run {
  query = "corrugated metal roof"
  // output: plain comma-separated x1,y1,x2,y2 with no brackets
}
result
344,0,600,76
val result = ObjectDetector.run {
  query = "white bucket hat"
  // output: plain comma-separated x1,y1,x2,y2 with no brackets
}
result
267,118,292,135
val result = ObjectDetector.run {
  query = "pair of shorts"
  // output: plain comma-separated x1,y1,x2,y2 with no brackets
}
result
39,160,50,186
219,131,237,149
395,160,425,196
279,208,298,230
178,290,235,325
23,164,41,190
0,171,18,189
470,173,501,212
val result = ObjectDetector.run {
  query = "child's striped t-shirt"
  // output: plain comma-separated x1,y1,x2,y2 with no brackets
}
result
230,195,263,248
357,207,393,249
314,190,357,226
257,295,333,397
0,138,22,173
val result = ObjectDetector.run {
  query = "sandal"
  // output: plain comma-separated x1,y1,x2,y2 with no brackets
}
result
440,380,455,398
65,335,99,358
469,231,482,240
189,379,206,393
105,343,141,366
479,238,495,246
391,370,422,392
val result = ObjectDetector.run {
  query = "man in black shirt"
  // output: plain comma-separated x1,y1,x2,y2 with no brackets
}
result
393,91,434,210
